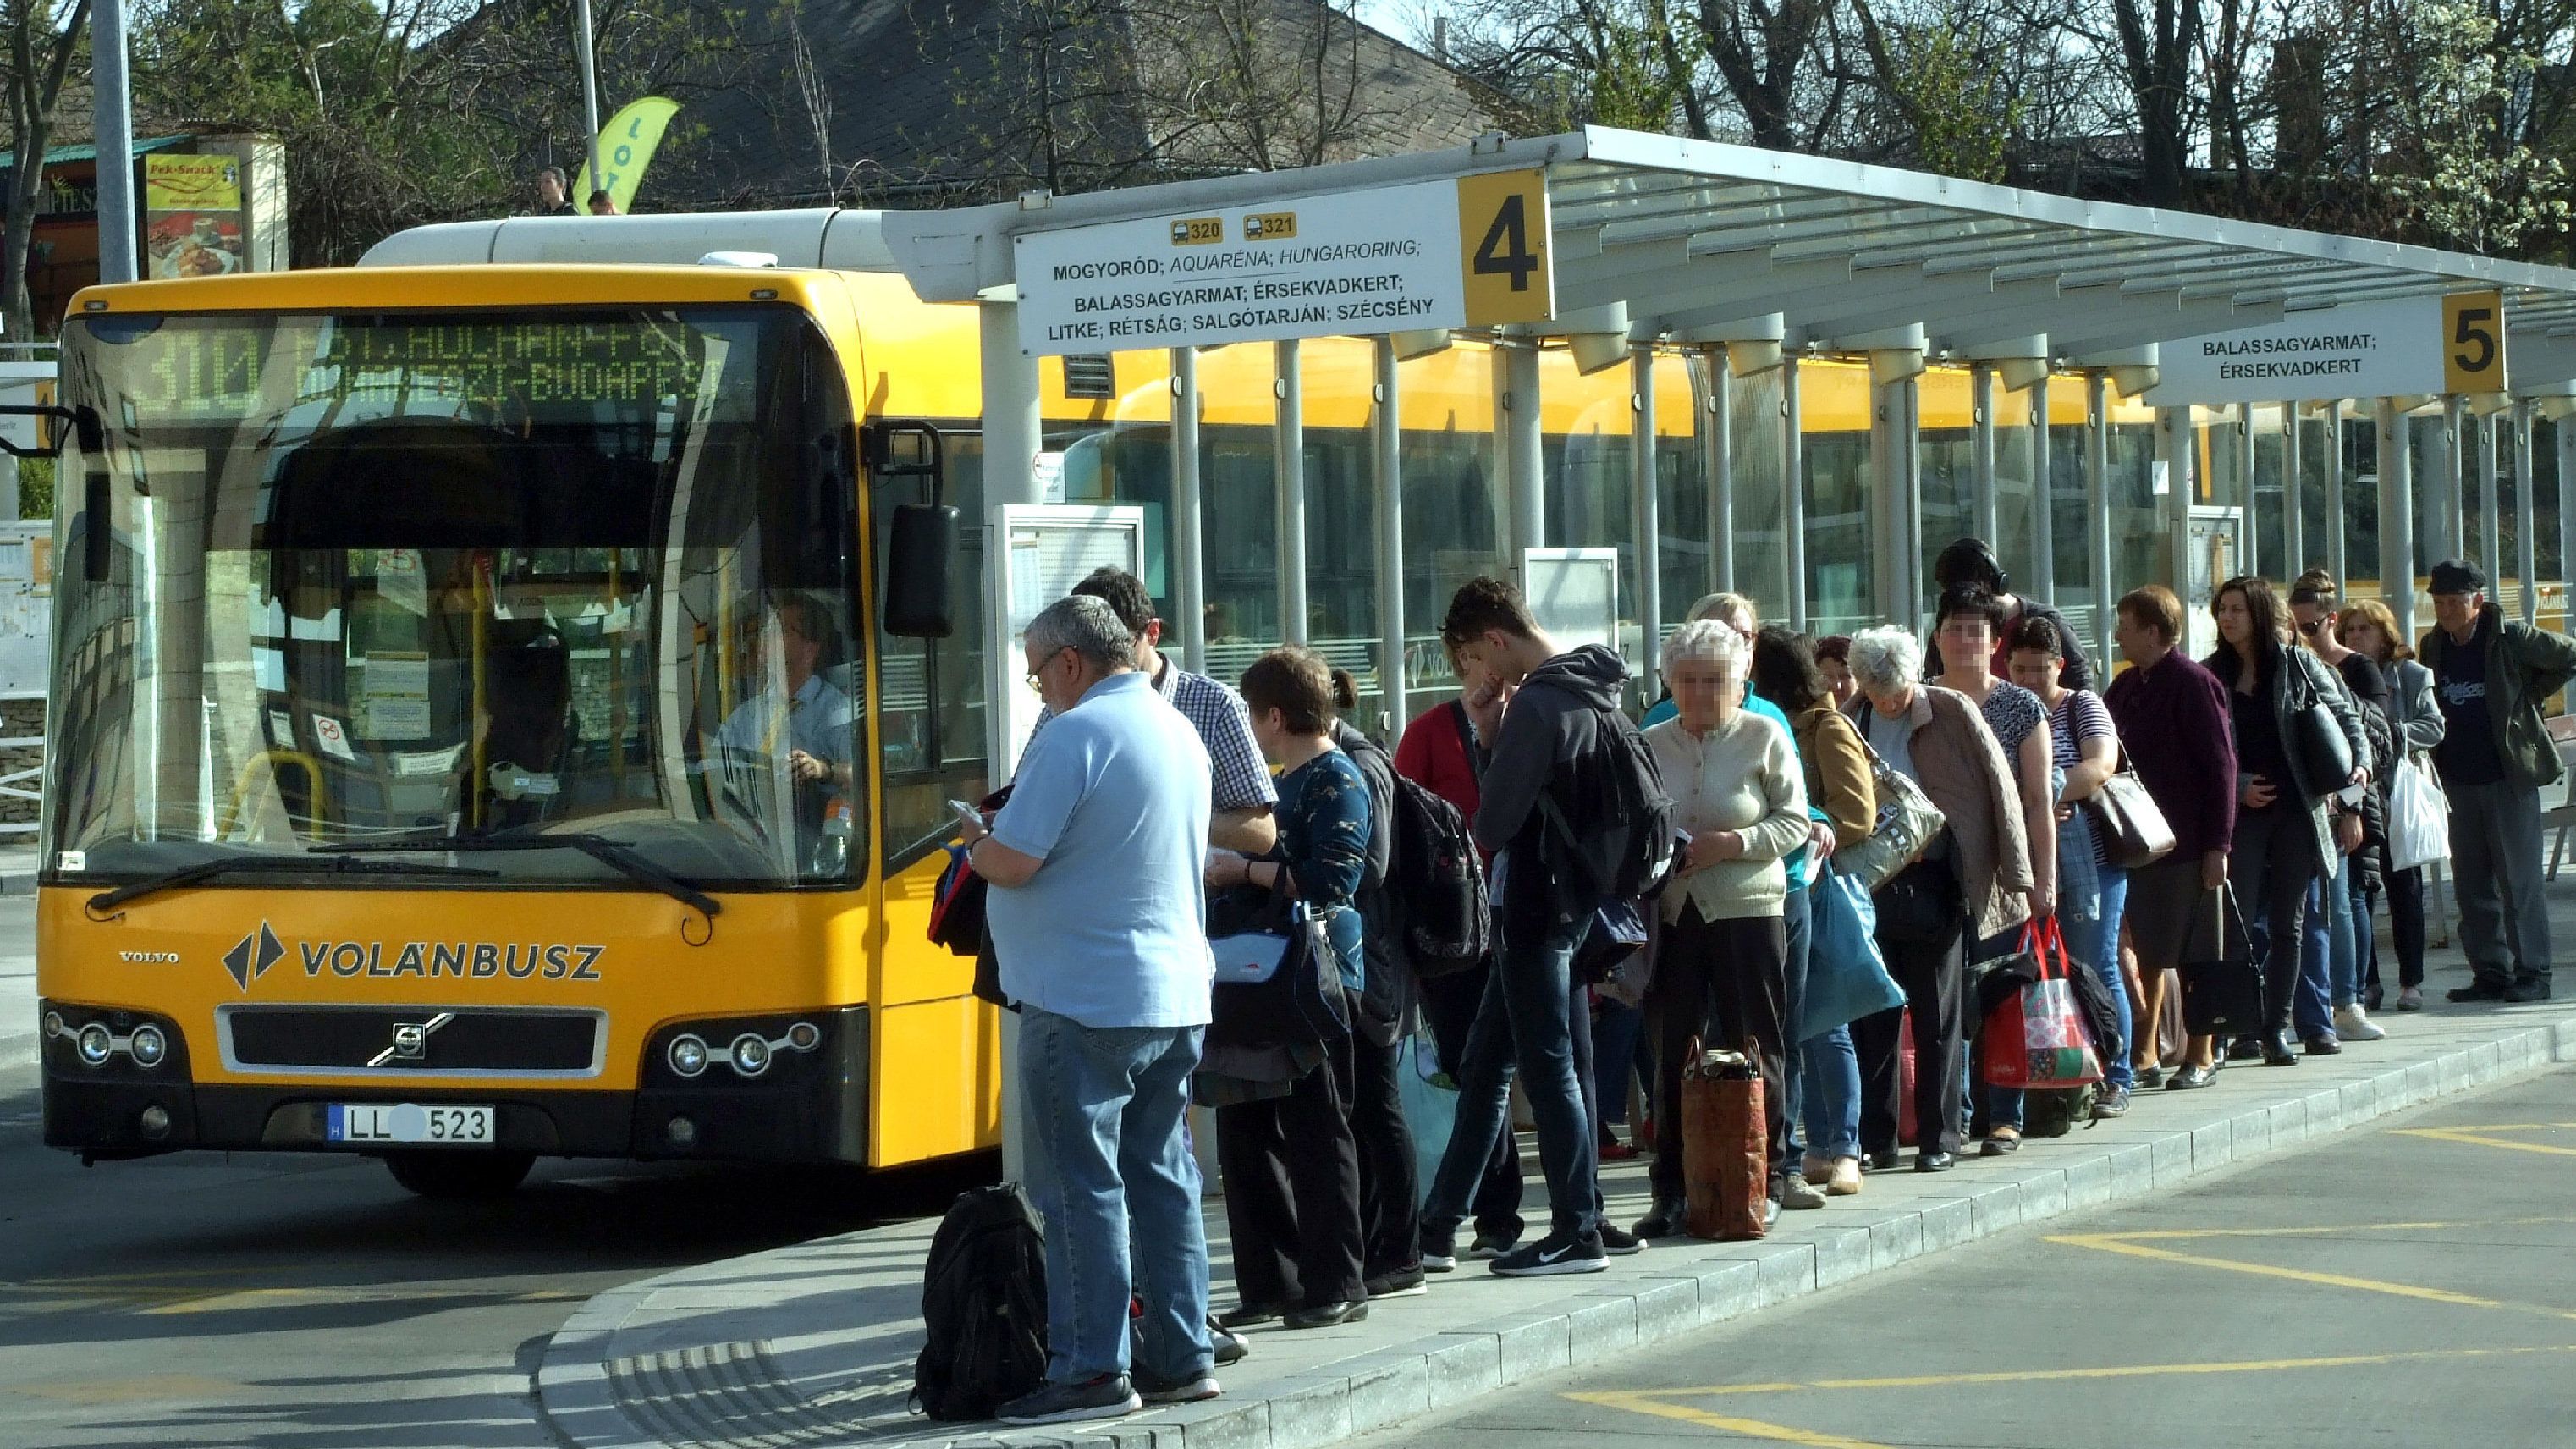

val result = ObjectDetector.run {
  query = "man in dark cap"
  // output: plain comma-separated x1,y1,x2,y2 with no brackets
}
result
2419,559,2576,1002
1924,537,2094,691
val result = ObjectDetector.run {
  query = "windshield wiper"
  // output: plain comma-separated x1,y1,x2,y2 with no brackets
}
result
85,852,502,915
329,832,722,917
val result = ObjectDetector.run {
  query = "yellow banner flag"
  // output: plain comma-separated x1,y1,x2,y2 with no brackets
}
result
572,97,681,215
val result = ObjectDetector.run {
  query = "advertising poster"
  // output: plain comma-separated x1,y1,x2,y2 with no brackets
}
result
145,153,247,279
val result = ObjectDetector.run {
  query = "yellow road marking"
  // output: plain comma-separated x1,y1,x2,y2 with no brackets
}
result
3,1373,241,1405
1563,1392,1894,1447
2061,1215,2576,1242
2394,1123,2576,1132
1566,1343,2576,1405
2390,1127,2576,1158
2046,1221,2576,1322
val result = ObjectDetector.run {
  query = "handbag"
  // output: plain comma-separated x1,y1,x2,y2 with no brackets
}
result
2082,746,2176,868
2386,755,2451,873
1205,880,1350,1049
1981,917,2105,1089
1679,1038,1768,1241
2175,887,2264,1035
1797,862,1907,1041
1398,1035,1458,1204
2289,659,2353,795
1834,743,1946,893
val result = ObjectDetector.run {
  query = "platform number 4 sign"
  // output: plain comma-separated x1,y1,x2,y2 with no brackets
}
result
2443,290,2507,394
1456,168,1555,328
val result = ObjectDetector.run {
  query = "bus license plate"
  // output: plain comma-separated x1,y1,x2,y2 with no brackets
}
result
327,1103,494,1145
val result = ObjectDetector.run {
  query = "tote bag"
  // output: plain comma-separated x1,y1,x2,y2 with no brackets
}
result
2386,756,2451,874
1797,863,1908,1042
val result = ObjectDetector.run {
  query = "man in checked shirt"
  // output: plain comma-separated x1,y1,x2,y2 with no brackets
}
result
1024,568,1279,855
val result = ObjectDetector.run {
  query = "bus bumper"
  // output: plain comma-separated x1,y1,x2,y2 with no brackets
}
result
38,1000,872,1165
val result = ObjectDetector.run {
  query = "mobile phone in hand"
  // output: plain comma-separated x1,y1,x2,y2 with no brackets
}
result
950,799,984,833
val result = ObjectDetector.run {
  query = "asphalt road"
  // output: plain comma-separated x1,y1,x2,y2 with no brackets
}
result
1380,1066,2576,1449
0,1061,984,1449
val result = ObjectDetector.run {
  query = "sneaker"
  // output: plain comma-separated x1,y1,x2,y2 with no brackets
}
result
1420,1224,1456,1273
2332,1004,2386,1041
2449,978,2512,1003
1802,1153,1836,1185
1363,1264,1427,1297
2397,987,2425,1011
1489,1229,1608,1277
2507,977,2553,1003
1597,1221,1645,1255
998,1375,1142,1425
1781,1175,1828,1209
1133,1371,1222,1405
1825,1157,1863,1195
2092,1086,2132,1120
1598,1124,1638,1161
1465,1231,1516,1261
1208,1320,1248,1366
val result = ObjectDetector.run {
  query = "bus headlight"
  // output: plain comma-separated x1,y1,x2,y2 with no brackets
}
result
667,1034,709,1078
74,1022,114,1066
784,1021,820,1052
730,1033,772,1077
128,1024,168,1068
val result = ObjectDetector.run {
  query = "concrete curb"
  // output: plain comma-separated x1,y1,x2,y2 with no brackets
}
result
532,1015,2576,1449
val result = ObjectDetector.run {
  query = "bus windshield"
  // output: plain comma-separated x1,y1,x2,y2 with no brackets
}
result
49,304,867,890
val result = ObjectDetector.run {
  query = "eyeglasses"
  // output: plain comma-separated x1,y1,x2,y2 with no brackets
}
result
2298,618,2323,636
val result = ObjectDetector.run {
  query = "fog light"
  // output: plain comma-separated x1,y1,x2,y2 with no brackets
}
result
668,1034,708,1077
139,1105,170,1138
42,1011,63,1039
784,1021,820,1052
74,1022,113,1066
665,1115,696,1149
730,1033,772,1077
129,1024,167,1068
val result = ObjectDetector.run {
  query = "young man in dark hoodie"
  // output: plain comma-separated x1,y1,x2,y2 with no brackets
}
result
1416,578,1639,1276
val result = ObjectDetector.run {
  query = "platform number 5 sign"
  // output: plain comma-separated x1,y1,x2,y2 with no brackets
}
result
1456,169,1555,328
2443,290,2507,394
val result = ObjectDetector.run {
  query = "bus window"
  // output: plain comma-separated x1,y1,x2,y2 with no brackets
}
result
52,305,867,891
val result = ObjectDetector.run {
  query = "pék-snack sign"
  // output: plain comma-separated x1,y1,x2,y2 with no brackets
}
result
145,153,248,280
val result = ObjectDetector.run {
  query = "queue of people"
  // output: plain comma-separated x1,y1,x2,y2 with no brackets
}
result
959,548,2568,1428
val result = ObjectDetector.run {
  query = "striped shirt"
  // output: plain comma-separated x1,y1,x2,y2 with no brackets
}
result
1028,653,1277,813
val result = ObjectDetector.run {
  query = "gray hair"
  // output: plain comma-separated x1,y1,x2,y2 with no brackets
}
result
1687,592,1758,626
1026,595,1134,673
1660,618,1749,678
1848,625,1923,695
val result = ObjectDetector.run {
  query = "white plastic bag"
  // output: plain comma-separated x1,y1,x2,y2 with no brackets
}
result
2387,756,2451,874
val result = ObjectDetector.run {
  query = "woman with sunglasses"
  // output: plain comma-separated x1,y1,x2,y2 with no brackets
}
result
2288,576,2393,1045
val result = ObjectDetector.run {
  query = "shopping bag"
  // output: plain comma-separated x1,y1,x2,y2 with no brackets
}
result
1797,862,1907,1042
1680,1038,1767,1241
2386,756,2451,874
1397,1035,1457,1205
1982,918,2105,1088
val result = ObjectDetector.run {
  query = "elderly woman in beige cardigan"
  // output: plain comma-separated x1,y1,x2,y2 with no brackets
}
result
1632,620,1811,1238
1841,625,2032,1173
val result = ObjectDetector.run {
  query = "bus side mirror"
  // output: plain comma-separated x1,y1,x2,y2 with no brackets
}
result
867,421,955,639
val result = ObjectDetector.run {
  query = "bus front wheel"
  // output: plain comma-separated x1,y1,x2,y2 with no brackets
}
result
383,1149,537,1199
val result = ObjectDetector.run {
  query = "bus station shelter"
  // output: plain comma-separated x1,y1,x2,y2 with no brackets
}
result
876,126,2576,733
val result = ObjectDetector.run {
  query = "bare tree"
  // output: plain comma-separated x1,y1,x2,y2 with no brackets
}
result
2,0,90,340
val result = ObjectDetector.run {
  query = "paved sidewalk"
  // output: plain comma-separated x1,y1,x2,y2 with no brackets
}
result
540,896,2576,1449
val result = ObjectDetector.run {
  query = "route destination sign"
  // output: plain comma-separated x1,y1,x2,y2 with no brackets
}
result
1015,170,1555,355
2143,292,2507,405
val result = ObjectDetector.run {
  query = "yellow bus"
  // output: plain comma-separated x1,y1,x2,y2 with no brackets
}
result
34,238,2531,1197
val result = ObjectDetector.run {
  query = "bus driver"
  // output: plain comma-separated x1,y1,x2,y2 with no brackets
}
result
718,594,856,795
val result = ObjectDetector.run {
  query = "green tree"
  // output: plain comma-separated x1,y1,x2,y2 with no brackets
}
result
2,0,89,340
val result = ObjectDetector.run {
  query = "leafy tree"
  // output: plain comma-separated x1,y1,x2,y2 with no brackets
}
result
1,0,88,340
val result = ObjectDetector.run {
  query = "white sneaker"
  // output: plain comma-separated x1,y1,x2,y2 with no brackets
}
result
2332,1004,2386,1041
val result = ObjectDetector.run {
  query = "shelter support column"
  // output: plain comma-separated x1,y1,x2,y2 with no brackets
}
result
1871,356,1927,632
2235,403,2259,579
2026,380,2053,602
1632,344,1662,697
2561,419,2576,620
1781,355,1807,630
1705,346,1734,594
1171,348,1206,675
2325,400,2348,586
2440,396,2468,559
1276,339,1308,645
2283,404,2305,575
1970,362,1999,545
2513,399,2537,627
2476,407,2502,589
2083,372,2113,670
978,295,1042,1187
2155,407,2193,615
1507,342,1544,580
2379,398,2419,640
1372,337,1406,730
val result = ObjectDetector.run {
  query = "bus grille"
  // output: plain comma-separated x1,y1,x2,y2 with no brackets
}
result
217,1006,606,1077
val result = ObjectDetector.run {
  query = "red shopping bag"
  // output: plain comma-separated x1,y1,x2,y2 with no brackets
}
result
1896,1008,1918,1147
1982,918,2104,1089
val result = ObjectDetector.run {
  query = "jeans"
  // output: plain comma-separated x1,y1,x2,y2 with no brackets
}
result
2285,873,2337,1039
1416,965,1523,1241
1798,1024,1862,1159
1591,997,1646,1127
2448,778,2553,983
1424,912,1600,1240
1017,1007,1211,1387
1779,883,1813,1158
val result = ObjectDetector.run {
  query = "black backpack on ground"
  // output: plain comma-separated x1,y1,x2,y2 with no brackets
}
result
1387,703,1491,978
911,1183,1048,1421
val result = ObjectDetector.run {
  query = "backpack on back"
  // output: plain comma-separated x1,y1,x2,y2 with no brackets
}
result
911,1183,1049,1421
1389,771,1491,978
1526,681,1679,902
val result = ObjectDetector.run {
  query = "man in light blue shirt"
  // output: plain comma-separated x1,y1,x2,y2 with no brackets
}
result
716,595,855,793
958,593,1216,1425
